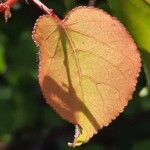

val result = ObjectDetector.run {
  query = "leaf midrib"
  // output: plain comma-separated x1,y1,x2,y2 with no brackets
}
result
63,27,86,119
63,26,122,119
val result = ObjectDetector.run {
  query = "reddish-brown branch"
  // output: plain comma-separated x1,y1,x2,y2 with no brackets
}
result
0,0,60,21
0,0,17,12
31,0,60,21
0,0,17,21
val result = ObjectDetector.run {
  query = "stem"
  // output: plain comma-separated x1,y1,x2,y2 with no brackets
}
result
0,0,61,21
31,0,60,21
31,0,52,15
88,0,96,6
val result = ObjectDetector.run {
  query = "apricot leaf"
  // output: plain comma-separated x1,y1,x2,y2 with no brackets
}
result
32,7,141,147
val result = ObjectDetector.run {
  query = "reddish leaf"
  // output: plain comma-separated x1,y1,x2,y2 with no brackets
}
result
32,7,141,147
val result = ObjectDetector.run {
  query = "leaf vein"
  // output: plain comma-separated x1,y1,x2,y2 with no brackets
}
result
66,27,135,71
76,48,128,81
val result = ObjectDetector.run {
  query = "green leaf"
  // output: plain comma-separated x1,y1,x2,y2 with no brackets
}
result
145,0,150,5
141,51,150,91
0,41,6,74
64,0,75,10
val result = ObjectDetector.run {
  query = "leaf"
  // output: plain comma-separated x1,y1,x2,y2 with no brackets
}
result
32,7,141,147
0,44,6,74
108,0,150,90
64,0,75,10
141,51,150,91
145,0,150,5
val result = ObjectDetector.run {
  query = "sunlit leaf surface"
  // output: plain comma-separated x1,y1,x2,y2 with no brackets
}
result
32,7,141,147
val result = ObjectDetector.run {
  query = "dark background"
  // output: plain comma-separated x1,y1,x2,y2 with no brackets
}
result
0,0,150,150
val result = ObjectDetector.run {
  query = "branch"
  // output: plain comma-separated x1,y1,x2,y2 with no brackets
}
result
88,0,96,6
0,0,60,22
0,0,17,21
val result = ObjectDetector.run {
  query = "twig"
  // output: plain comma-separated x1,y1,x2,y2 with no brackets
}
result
0,0,61,21
0,0,17,12
31,0,60,21
88,0,96,6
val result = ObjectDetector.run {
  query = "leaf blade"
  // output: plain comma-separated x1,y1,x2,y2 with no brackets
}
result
32,6,141,147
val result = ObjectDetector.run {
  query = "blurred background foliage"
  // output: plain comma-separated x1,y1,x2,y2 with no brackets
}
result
0,0,150,150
